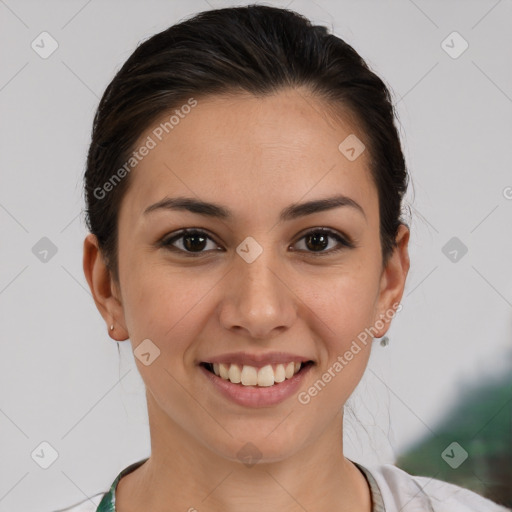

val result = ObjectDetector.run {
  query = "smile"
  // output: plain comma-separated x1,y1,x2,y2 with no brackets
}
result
199,360,315,407
201,361,314,387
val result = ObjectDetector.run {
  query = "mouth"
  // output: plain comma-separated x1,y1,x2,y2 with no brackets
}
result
200,360,315,387
199,358,315,407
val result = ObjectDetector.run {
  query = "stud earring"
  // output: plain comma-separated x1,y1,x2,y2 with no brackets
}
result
110,324,114,331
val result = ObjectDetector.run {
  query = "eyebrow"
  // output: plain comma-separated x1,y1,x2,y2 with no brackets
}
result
143,194,366,222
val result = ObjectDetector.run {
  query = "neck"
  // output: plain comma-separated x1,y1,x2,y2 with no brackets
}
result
116,396,371,512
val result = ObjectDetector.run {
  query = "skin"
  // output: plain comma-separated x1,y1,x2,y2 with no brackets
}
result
83,87,410,512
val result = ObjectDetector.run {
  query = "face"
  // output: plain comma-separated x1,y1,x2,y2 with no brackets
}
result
85,88,409,464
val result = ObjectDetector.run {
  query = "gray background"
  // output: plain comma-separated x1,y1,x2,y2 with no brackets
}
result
0,0,511,510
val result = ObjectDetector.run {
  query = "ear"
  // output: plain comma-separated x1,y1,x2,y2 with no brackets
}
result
372,223,410,337
82,233,129,341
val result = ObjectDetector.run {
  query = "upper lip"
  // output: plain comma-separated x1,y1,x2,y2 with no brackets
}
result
200,351,314,368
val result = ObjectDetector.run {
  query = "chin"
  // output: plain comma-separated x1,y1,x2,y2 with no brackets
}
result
205,431,304,467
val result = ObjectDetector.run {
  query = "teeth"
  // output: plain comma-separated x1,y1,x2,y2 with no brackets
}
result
274,364,286,383
285,362,295,379
228,364,241,383
211,361,305,386
241,365,258,386
218,363,229,380
256,365,274,387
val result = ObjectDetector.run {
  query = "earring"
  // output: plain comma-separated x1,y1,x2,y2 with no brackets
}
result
110,324,114,331
380,336,389,347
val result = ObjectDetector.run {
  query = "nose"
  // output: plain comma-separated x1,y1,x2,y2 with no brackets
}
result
218,247,297,340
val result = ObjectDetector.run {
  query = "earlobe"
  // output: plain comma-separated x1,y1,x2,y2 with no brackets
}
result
82,233,129,341
373,224,410,337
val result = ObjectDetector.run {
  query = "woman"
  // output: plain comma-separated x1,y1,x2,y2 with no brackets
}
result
63,4,509,512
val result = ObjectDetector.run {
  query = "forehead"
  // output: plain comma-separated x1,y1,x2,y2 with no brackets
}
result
119,88,378,227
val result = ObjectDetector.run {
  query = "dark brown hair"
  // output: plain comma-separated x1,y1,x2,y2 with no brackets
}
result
83,4,411,283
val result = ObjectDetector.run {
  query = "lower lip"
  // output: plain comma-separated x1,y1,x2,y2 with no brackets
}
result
199,363,313,407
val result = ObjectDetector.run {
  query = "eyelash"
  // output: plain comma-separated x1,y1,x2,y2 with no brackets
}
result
159,228,354,257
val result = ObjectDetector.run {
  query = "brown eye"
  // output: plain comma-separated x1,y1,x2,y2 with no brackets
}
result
181,232,208,252
160,227,353,258
292,228,353,255
161,229,221,255
305,232,329,251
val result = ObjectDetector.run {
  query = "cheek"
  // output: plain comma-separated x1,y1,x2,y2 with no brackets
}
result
303,277,375,405
303,266,379,336
121,264,220,351
121,269,217,398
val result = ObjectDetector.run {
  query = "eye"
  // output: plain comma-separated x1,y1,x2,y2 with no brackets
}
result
160,229,222,256
291,228,353,255
160,227,353,257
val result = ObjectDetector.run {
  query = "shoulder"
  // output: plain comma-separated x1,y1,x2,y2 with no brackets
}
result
52,492,107,512
362,463,511,512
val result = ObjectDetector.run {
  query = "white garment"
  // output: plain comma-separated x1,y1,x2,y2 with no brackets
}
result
358,462,511,512
54,462,511,512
